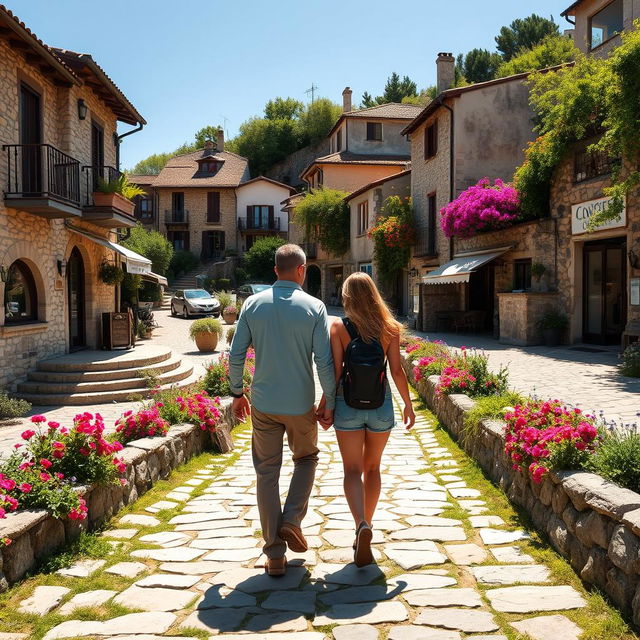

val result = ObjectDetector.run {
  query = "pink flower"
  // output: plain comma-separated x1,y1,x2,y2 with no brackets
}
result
21,430,36,440
39,458,52,469
18,483,32,493
39,472,51,482
31,415,47,424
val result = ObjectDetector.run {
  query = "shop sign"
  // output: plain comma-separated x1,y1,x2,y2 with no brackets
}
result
571,196,626,235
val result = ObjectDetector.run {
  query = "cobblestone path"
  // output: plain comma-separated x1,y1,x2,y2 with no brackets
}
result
5,387,598,640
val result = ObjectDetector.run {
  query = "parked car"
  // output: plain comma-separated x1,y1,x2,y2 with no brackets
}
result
170,289,221,318
235,283,271,305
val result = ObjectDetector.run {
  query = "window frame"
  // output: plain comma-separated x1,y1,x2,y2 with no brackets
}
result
336,129,342,152
4,260,38,324
589,0,624,50
357,200,369,236
574,140,616,183
513,258,532,292
366,122,383,141
359,262,373,277
424,120,438,160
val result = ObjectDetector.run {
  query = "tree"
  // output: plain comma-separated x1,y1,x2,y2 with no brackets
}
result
195,125,221,147
496,14,560,61
129,141,197,175
361,72,418,106
264,97,304,120
496,35,577,78
458,48,504,84
122,224,174,275
298,98,342,145
244,236,286,283
293,188,350,257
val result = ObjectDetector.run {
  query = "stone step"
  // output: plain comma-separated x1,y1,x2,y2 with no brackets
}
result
27,356,182,383
18,361,193,395
36,345,173,373
18,364,196,405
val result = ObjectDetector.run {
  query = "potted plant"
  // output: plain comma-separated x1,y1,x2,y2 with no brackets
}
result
93,175,146,216
537,309,568,347
226,325,236,345
98,262,124,286
189,317,223,352
222,305,238,325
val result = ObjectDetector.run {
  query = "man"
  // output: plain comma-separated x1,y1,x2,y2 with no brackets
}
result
229,244,335,576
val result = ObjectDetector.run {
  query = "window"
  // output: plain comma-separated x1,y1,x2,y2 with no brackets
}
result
427,193,437,255
336,129,342,152
366,122,383,141
172,192,184,213
513,259,532,291
357,200,369,235
247,205,274,230
574,145,616,182
136,196,154,221
4,260,37,323
197,160,221,174
425,120,438,159
359,263,373,277
590,0,623,49
207,192,220,223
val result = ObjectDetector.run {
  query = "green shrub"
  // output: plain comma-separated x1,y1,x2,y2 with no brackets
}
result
0,391,31,420
202,358,230,397
463,391,528,431
588,431,640,493
215,291,233,310
234,267,248,285
189,317,223,340
122,224,173,275
620,343,640,378
217,278,231,291
244,236,285,283
169,250,199,278
226,326,236,344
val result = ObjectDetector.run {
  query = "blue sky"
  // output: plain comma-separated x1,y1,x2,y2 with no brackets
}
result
6,0,570,169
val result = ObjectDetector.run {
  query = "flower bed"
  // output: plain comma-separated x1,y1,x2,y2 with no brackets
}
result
202,348,255,397
401,340,640,624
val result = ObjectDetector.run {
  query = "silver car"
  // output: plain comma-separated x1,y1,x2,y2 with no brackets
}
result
170,289,221,318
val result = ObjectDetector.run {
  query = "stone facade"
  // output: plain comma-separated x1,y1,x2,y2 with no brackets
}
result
0,400,236,589
0,24,144,389
265,139,329,189
402,352,640,626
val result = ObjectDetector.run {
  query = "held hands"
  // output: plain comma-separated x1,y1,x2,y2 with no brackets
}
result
315,394,334,430
232,395,250,422
403,403,416,430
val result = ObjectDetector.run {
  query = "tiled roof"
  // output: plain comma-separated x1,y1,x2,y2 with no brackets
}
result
127,174,157,185
152,149,249,188
52,48,145,125
345,169,411,202
314,152,410,165
236,176,296,193
328,103,422,135
561,0,582,16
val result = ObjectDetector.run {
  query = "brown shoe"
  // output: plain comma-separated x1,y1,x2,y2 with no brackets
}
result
279,522,308,553
354,522,374,568
265,556,287,576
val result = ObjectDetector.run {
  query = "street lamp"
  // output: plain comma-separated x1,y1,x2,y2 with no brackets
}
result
77,98,88,120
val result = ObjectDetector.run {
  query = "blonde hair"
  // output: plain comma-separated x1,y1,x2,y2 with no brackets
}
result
341,272,401,345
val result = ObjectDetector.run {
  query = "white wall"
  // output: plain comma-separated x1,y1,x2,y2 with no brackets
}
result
235,180,291,232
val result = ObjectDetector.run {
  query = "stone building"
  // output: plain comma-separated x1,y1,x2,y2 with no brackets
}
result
401,53,537,332
0,6,147,389
343,170,411,311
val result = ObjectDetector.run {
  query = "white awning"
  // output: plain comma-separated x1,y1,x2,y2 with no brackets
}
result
67,226,152,275
423,247,511,285
142,272,168,287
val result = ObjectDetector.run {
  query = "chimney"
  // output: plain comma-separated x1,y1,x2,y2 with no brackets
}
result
342,87,352,113
203,139,214,156
436,52,455,94
216,127,224,152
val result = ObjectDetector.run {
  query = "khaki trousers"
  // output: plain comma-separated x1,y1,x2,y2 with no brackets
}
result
251,406,319,559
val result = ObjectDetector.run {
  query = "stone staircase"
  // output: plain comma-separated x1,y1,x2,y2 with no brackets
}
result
169,265,208,291
17,344,196,406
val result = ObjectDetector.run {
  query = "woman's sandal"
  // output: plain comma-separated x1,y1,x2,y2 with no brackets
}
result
354,521,374,567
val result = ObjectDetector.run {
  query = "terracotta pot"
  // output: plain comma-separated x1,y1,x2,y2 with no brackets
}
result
92,192,135,216
194,332,219,352
222,310,238,325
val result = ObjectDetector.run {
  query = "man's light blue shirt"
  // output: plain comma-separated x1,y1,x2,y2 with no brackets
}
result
229,280,336,415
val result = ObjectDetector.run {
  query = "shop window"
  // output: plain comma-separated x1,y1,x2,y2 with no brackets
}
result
513,259,532,291
4,260,37,323
590,0,623,49
574,145,616,182
366,122,383,141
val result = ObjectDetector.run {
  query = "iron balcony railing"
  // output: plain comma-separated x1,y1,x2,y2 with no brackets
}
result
237,217,281,231
81,165,121,205
165,209,189,224
3,143,81,206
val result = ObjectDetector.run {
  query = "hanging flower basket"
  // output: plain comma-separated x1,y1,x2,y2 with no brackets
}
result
99,262,125,286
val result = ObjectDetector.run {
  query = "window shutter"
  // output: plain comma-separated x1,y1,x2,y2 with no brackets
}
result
246,205,252,228
208,192,220,223
433,120,438,156
268,206,274,229
424,126,429,159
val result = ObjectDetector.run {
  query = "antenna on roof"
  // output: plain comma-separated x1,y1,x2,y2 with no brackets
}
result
219,115,229,140
305,83,318,103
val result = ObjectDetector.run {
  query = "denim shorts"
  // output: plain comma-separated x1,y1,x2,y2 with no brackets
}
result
333,390,396,433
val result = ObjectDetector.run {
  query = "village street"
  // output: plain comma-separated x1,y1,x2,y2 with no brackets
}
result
0,382,600,640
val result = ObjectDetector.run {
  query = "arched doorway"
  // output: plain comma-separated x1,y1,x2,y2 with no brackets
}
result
305,264,321,298
68,247,86,349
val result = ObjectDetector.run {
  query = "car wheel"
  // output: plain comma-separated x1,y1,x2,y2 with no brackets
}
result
170,304,176,317
182,306,189,319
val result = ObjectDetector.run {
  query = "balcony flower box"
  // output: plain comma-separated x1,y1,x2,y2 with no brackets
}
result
92,191,135,216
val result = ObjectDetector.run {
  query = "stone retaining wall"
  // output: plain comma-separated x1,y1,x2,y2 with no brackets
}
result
402,354,640,626
0,399,237,590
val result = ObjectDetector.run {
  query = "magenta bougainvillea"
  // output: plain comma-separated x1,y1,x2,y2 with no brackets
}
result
440,178,520,238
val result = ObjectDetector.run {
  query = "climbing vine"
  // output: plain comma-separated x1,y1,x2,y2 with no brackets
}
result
369,196,415,283
515,24,640,228
293,188,350,257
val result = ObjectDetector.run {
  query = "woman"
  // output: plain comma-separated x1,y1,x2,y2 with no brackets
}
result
327,272,415,567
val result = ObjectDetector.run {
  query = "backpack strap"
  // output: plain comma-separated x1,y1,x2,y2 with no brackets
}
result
342,317,359,341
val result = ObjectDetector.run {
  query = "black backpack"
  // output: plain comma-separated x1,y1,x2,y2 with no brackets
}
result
341,317,387,410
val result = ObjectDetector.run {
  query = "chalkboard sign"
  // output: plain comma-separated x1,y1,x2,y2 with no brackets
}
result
102,312,132,349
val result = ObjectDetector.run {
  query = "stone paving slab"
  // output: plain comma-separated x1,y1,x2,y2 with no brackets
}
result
511,614,583,640
485,585,587,612
43,612,176,639
313,601,409,625
414,608,499,633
